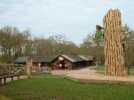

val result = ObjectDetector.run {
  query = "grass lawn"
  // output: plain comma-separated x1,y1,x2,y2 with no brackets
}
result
93,66,134,75
92,66,105,74
0,74,134,100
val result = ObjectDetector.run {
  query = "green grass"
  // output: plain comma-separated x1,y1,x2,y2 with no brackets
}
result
0,74,134,100
93,66,105,74
94,66,134,75
128,67,134,75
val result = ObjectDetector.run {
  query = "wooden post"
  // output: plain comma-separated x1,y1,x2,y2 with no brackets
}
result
17,75,20,80
26,57,32,78
11,76,13,81
38,63,41,72
0,78,2,85
103,9,127,76
3,77,6,84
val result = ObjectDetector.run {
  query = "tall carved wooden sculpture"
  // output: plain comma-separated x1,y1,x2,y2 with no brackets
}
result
103,9,127,76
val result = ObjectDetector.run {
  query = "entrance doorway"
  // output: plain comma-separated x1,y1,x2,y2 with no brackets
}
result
58,60,65,70
57,57,65,70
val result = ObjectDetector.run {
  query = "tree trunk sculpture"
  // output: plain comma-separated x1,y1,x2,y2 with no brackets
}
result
103,9,127,76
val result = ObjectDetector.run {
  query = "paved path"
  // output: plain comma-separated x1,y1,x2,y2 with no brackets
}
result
52,67,134,83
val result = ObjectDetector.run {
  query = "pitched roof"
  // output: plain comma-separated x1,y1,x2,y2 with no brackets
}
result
32,56,54,63
15,55,94,64
15,56,54,64
79,55,94,61
52,54,94,63
61,54,84,62
15,57,27,64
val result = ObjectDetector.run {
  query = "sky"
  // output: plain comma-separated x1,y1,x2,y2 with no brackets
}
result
0,0,134,45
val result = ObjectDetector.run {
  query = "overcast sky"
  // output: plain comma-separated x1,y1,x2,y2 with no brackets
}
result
0,0,134,44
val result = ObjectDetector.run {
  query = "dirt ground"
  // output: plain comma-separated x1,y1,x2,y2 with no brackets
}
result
51,67,134,83
4,67,134,84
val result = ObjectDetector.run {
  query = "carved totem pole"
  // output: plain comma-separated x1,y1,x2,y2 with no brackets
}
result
103,9,127,76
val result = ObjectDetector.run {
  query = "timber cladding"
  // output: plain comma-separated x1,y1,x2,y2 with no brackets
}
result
15,55,94,71
51,55,93,70
103,9,127,76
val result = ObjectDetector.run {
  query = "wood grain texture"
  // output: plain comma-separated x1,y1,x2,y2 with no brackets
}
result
103,9,127,76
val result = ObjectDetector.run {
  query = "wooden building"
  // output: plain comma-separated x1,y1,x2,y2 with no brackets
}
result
15,56,53,72
15,57,27,65
15,55,94,71
32,56,53,72
51,55,94,70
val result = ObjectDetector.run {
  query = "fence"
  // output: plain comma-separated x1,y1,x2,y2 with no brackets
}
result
0,64,25,85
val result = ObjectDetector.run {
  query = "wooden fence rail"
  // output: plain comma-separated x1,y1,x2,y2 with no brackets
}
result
0,64,25,85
